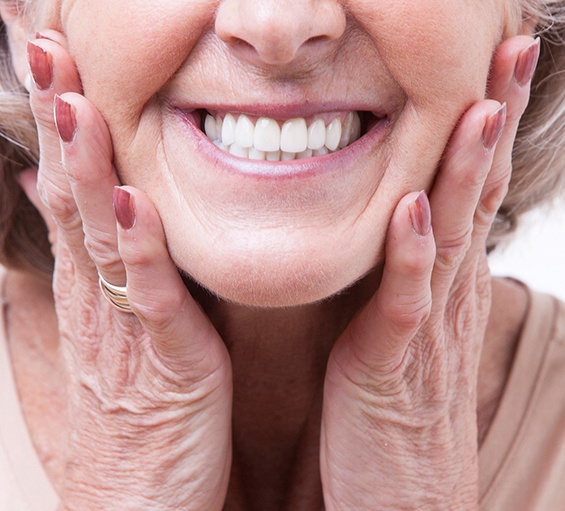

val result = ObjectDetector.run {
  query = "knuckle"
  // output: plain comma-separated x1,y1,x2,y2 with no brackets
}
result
394,247,435,277
120,245,151,269
474,164,512,236
29,99,56,129
435,225,473,271
37,174,76,221
447,291,476,340
131,292,188,330
83,232,122,272
406,255,433,277
478,167,512,217
378,294,432,334
119,242,160,273
46,193,81,229
46,193,75,220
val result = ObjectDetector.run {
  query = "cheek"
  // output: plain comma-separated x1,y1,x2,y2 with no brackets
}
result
352,0,502,110
347,0,504,197
62,0,215,131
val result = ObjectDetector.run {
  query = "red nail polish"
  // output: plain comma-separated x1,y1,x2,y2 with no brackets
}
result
54,96,77,143
482,103,507,151
35,32,57,42
409,191,431,236
113,187,136,230
27,41,53,90
515,38,541,87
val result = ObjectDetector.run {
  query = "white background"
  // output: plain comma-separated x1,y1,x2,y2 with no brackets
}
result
488,200,565,301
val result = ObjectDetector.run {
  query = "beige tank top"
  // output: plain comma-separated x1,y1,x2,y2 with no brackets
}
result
1,265,565,510
0,266,59,510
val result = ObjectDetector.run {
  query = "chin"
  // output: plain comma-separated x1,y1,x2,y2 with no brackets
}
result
172,242,377,308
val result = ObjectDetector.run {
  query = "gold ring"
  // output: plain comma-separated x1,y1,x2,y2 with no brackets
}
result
98,274,133,313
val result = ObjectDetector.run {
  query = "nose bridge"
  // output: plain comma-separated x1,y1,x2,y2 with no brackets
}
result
215,0,346,67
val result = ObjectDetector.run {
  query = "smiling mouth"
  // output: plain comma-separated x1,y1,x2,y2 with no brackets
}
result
196,110,379,162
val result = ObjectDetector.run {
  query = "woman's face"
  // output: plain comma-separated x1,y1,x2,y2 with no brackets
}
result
40,0,520,305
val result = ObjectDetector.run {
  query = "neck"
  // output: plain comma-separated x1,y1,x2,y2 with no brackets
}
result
189,273,379,509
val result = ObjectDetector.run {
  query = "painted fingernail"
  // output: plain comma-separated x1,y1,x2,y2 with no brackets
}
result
35,31,57,42
54,95,77,143
409,191,432,236
113,187,136,230
27,41,53,90
515,38,541,87
482,103,507,151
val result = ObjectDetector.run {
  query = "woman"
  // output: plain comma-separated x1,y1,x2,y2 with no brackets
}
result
1,0,564,509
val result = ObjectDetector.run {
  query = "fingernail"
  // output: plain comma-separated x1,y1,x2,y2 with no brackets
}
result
35,31,57,42
409,191,432,236
482,103,507,151
515,38,541,87
27,41,53,91
54,95,77,143
113,187,136,230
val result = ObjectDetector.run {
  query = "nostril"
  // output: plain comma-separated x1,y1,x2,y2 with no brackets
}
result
231,37,254,52
306,35,329,45
215,0,346,68
229,37,260,61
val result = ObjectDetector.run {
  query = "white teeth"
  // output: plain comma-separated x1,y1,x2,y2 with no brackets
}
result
249,147,266,160
280,118,308,153
325,118,342,151
297,148,313,159
229,143,248,158
281,151,296,161
213,140,229,151
254,117,281,152
339,112,354,149
313,147,329,157
351,112,361,142
307,119,326,150
235,114,255,148
221,113,237,146
266,150,282,161
204,114,218,141
205,111,363,161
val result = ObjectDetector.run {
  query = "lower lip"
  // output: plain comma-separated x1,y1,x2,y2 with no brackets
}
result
173,109,390,180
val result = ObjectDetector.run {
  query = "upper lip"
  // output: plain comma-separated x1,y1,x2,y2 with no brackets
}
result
167,101,391,121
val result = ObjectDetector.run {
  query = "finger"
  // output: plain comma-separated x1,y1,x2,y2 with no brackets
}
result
54,93,124,286
35,29,70,50
474,36,540,243
114,186,228,377
428,100,506,306
335,191,435,375
27,37,81,204
488,35,539,133
449,37,540,305
26,36,88,267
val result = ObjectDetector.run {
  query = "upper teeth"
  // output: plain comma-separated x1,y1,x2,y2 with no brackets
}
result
203,112,361,161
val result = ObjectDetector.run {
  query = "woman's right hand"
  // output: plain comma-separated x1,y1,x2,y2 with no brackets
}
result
25,32,232,511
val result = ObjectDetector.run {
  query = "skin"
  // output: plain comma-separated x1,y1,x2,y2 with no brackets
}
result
0,0,538,509
13,0,515,306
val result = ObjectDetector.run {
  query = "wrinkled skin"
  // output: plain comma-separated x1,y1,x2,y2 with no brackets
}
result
0,0,539,509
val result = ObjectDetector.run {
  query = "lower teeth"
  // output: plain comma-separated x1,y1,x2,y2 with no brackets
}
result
213,142,337,161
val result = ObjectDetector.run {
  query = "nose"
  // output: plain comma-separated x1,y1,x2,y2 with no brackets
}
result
215,0,346,67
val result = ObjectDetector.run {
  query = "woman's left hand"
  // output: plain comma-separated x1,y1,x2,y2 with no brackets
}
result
320,35,539,510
